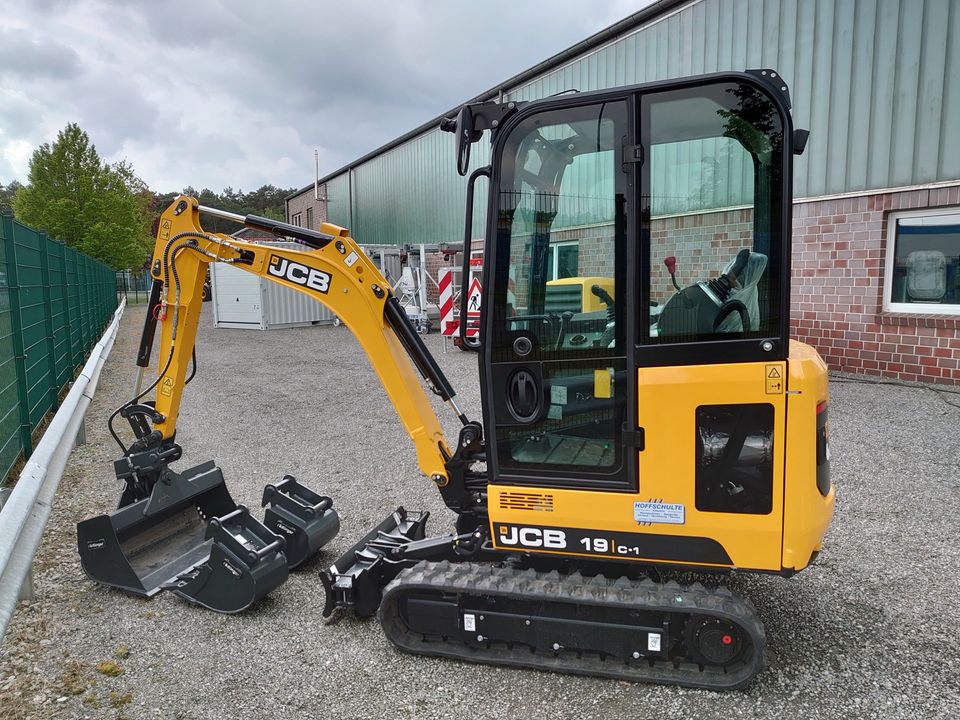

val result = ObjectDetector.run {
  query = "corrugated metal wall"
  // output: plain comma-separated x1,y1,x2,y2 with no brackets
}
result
316,0,959,243
211,242,336,329
333,129,491,245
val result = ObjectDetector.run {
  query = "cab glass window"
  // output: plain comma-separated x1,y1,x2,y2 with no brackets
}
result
641,82,784,344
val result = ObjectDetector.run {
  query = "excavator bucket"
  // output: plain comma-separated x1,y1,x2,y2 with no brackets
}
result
161,506,288,613
261,475,340,569
78,460,236,598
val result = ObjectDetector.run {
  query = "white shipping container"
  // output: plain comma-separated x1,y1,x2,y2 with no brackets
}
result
211,242,336,330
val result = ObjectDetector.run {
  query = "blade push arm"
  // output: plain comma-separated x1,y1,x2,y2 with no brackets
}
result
139,196,457,485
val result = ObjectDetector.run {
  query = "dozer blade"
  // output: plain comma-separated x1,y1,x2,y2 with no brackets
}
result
77,460,236,597
161,506,288,613
261,475,339,569
320,507,429,618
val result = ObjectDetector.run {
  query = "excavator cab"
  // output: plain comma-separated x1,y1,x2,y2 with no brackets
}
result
452,72,831,579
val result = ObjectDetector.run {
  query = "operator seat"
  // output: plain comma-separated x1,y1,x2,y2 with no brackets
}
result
715,250,768,333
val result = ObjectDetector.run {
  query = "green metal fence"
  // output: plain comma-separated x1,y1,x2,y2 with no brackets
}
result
0,211,118,481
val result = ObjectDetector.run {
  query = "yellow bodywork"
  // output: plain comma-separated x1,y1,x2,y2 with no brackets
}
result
489,343,834,574
148,196,833,578
148,197,451,484
546,276,616,313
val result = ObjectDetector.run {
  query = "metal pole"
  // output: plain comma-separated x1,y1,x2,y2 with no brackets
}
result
418,244,428,317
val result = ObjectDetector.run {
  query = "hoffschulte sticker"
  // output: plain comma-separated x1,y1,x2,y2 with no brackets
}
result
633,501,685,525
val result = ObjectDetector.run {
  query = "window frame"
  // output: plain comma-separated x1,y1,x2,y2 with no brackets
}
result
546,240,580,280
636,79,792,367
882,206,960,315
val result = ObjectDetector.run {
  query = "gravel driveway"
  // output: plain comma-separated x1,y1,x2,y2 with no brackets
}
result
1,303,958,720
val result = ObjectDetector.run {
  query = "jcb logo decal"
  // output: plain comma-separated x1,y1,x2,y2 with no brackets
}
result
267,255,331,294
497,525,566,549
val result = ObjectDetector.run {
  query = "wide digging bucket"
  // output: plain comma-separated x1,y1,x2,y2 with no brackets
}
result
161,506,288,613
261,475,340,569
78,460,237,598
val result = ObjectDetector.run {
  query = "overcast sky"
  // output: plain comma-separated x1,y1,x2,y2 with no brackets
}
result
0,0,652,193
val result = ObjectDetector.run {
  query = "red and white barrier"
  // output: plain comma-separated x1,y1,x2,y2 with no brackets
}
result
438,268,479,337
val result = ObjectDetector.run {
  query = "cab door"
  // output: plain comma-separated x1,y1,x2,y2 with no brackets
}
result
480,98,637,492
633,77,794,571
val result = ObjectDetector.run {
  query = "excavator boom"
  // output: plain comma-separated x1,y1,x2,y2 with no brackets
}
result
143,198,457,484
77,197,466,612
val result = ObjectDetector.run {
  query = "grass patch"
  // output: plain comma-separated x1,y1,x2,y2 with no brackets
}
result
62,659,94,696
109,690,133,708
95,660,124,677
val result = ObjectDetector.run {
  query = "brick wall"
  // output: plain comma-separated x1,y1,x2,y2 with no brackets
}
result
424,250,460,305
792,185,960,386
649,209,752,305
286,186,328,229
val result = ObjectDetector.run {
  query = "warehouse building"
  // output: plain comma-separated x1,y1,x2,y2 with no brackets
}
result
287,0,960,386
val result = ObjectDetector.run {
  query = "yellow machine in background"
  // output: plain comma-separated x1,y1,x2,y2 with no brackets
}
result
79,69,833,690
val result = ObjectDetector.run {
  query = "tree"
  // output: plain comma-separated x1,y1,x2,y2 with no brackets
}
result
13,123,152,270
151,184,296,235
0,180,22,212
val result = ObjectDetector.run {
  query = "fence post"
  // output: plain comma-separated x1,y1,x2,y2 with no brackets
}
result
68,247,80,367
37,231,59,412
2,219,33,457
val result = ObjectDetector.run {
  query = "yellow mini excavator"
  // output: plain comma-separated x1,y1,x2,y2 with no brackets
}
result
77,69,833,690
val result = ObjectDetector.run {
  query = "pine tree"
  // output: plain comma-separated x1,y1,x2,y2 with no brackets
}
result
0,180,23,212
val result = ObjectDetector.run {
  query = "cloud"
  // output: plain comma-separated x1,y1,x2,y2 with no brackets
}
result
0,0,647,192
0,27,81,80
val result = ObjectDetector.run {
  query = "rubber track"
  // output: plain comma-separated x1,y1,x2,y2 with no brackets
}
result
379,561,766,691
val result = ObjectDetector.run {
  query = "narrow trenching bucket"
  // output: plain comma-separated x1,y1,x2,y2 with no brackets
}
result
261,475,340,569
161,506,288,613
78,460,237,598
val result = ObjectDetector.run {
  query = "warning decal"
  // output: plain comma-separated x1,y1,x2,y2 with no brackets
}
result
159,376,175,397
765,364,784,394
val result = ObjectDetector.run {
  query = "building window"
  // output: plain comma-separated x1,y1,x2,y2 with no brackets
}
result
306,207,313,229
884,208,960,314
547,240,579,280
292,213,302,227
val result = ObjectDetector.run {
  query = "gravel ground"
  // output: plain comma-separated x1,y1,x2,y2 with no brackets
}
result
1,303,959,720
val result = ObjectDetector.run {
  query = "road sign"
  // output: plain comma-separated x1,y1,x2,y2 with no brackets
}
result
466,276,483,317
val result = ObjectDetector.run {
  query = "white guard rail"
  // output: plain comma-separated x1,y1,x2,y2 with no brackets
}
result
0,298,126,641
